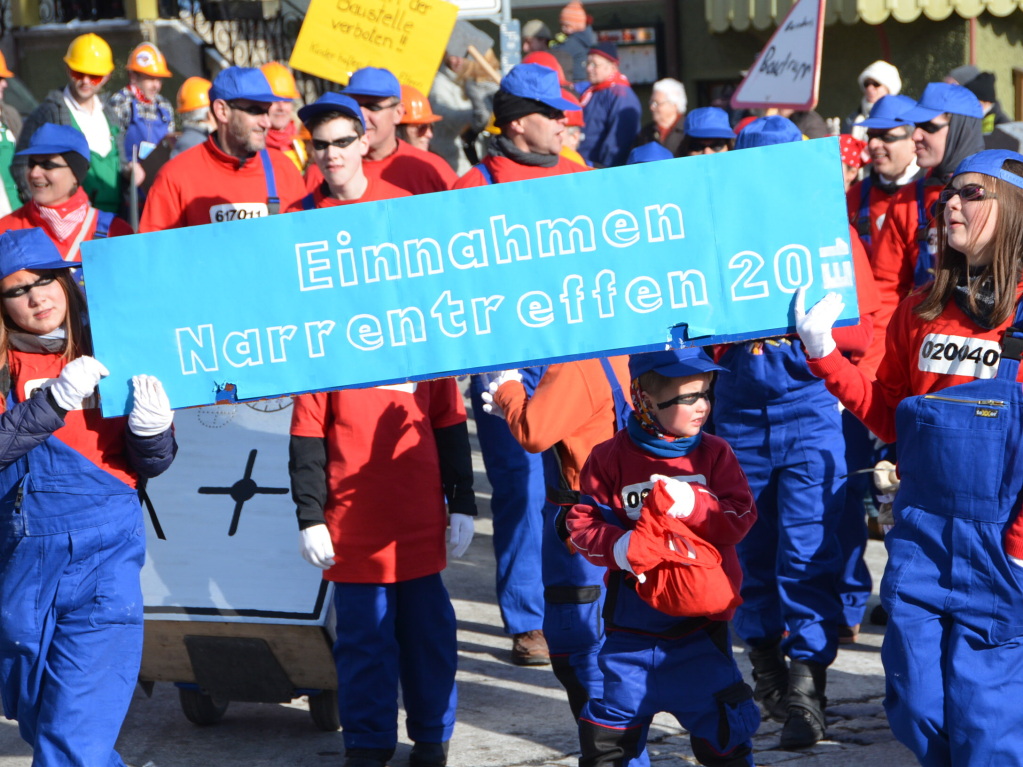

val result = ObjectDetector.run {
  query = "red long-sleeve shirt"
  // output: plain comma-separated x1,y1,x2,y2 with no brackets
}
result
566,429,756,622
808,286,1023,557
304,138,456,196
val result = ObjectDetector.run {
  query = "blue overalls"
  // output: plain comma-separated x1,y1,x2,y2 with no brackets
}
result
713,340,844,666
469,367,547,635
123,98,172,163
0,397,147,767
881,308,1023,766
578,493,759,767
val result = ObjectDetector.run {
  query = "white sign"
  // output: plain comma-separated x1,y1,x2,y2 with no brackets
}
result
731,0,825,111
455,0,500,19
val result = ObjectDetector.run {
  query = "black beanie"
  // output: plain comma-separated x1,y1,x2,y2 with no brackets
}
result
493,90,554,126
965,72,996,103
62,151,90,186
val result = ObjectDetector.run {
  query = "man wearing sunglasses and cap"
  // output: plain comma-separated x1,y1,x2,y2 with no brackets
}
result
303,67,457,197
139,66,305,232
870,83,984,343
15,33,132,216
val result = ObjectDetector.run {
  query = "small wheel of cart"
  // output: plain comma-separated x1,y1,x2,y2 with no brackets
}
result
308,689,340,731
178,686,230,725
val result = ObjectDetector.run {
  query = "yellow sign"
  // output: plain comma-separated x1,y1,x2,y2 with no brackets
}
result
289,0,458,94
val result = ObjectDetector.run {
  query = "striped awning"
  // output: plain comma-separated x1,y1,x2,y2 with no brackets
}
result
706,0,1023,31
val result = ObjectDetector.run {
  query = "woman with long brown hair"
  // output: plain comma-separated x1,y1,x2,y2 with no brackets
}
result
0,227,176,766
796,149,1023,765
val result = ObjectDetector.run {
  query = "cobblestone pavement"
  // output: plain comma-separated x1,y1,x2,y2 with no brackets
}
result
0,418,918,767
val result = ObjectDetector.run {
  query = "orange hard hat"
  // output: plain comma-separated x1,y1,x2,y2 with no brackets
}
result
0,51,13,79
261,61,300,100
127,43,171,78
177,76,212,113
400,85,442,125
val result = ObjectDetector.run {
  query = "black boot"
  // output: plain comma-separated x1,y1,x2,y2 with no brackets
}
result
748,638,788,721
343,748,394,767
779,660,827,749
409,741,448,767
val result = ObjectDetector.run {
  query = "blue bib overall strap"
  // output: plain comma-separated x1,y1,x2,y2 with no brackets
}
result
599,356,632,431
299,192,316,211
93,210,114,239
472,161,494,185
259,149,280,215
912,178,933,287
124,98,172,160
855,175,874,245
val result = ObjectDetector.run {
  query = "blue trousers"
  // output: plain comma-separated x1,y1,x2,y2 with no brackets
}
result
469,376,546,635
332,574,457,751
716,396,844,665
579,626,758,767
837,410,874,628
0,513,145,767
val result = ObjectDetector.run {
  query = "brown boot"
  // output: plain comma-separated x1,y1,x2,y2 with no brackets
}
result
511,630,550,666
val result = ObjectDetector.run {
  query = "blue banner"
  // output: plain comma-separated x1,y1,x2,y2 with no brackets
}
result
82,137,858,416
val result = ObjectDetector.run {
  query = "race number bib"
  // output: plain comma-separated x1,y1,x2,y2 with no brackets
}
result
621,474,706,520
917,333,1000,380
208,203,269,224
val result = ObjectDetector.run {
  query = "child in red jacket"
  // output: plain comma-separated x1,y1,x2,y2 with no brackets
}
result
566,347,759,767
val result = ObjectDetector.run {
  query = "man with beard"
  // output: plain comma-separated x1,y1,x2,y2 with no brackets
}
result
139,67,305,232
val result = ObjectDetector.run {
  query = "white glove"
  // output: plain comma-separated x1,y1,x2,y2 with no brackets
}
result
873,460,900,496
448,513,475,558
794,288,844,359
48,356,109,411
480,371,523,419
299,524,335,569
613,531,645,583
651,474,696,518
128,375,173,437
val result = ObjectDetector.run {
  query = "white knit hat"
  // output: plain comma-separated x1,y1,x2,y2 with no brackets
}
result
858,60,902,95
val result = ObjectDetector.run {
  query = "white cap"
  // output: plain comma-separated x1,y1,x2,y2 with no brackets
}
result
858,60,902,95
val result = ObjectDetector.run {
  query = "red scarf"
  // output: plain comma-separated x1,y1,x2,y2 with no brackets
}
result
265,121,298,152
580,72,631,107
129,83,152,105
34,187,90,243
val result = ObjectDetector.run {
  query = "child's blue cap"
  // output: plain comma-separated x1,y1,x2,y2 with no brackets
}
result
500,63,579,112
344,67,401,100
626,142,673,164
899,82,983,122
953,149,1023,191
298,92,366,130
629,347,726,380
0,229,75,281
860,94,917,130
15,123,90,162
735,115,802,150
208,67,287,103
684,107,735,140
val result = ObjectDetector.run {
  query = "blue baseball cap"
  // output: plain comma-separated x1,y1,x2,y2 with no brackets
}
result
629,347,726,380
735,115,802,149
0,229,75,281
15,123,89,162
860,94,917,130
953,149,1023,191
209,66,287,103
298,92,366,130
344,67,401,100
899,82,983,122
684,107,735,140
626,142,673,164
499,63,579,112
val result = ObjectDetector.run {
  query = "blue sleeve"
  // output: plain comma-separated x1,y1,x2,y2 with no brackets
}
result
606,89,642,168
579,91,608,167
0,390,66,470
124,426,177,479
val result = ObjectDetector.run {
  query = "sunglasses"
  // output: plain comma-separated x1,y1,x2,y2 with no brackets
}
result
359,99,400,112
311,136,360,152
69,70,104,85
656,390,711,410
867,131,911,144
26,158,70,171
1,275,56,300
690,140,730,152
862,79,883,89
227,101,271,116
938,183,998,204
915,120,949,134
